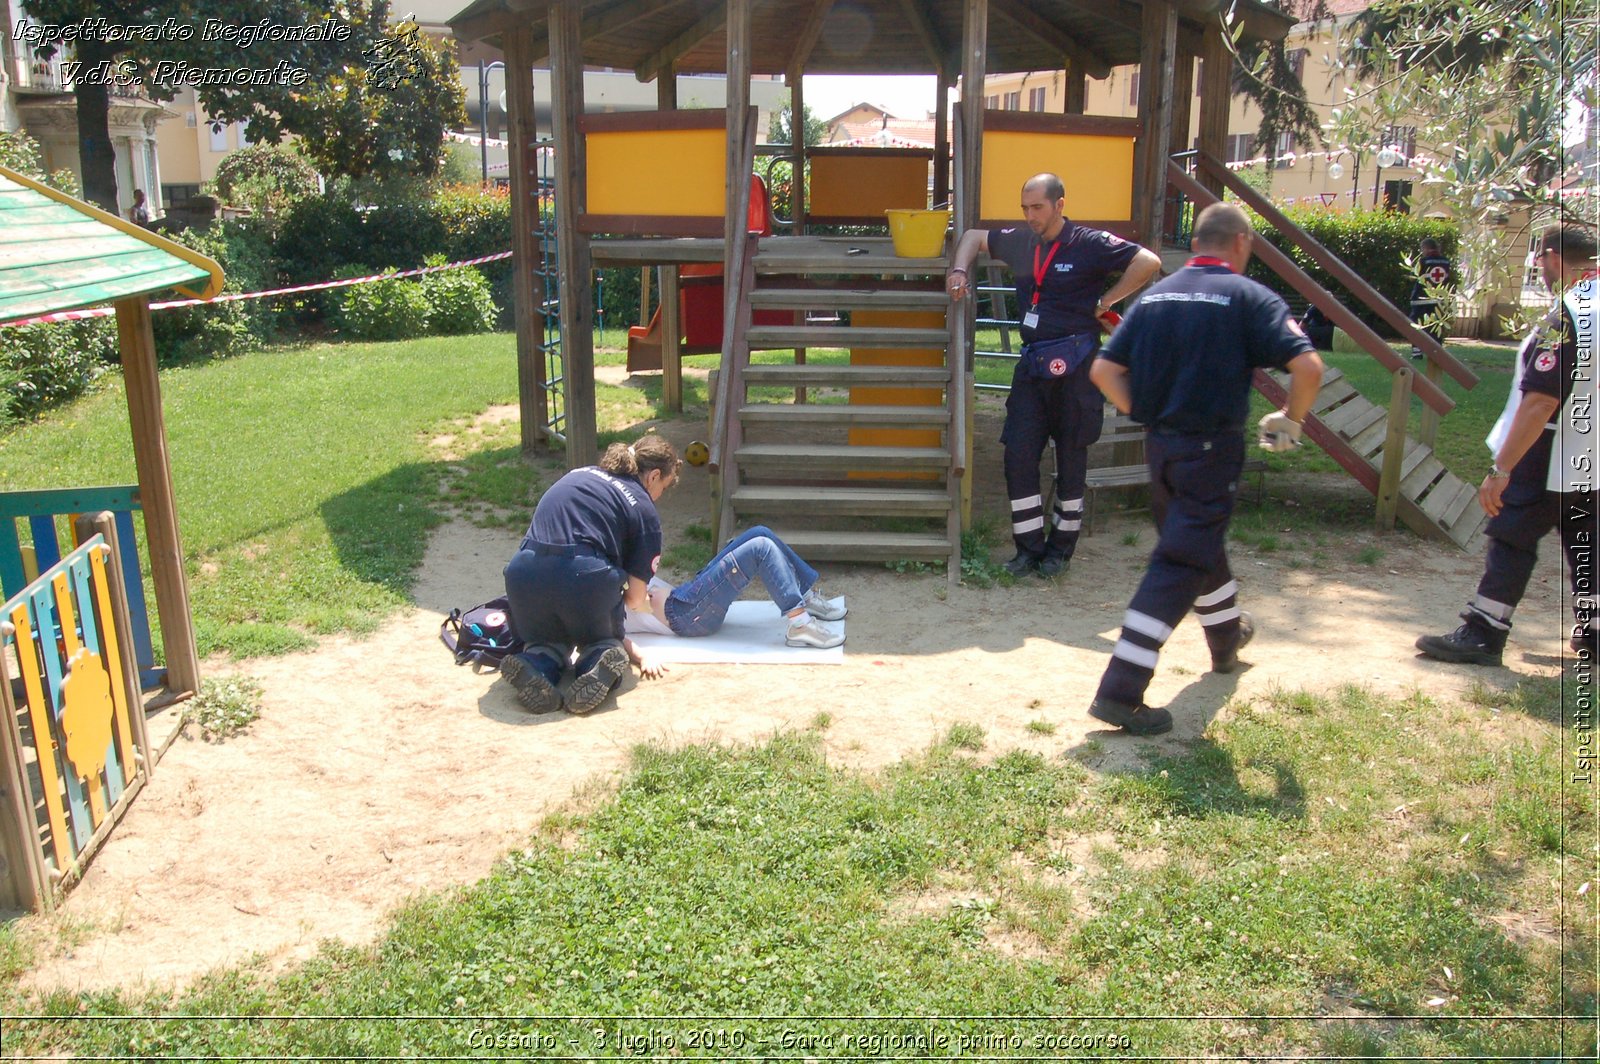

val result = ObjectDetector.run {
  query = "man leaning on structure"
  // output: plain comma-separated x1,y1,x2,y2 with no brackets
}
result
947,173,1161,578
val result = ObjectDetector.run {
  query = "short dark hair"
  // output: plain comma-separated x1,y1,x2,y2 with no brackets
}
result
1023,173,1066,202
1541,224,1599,264
1191,203,1253,252
1420,238,1439,254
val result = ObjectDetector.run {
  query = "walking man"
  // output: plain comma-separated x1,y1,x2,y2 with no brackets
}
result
1085,203,1324,735
1416,224,1597,665
948,173,1161,577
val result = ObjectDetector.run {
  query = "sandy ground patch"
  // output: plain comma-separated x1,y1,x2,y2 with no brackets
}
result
11,391,1571,995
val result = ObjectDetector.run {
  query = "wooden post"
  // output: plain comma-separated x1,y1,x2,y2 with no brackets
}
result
1417,358,1444,448
790,73,807,232
661,266,682,411
638,266,652,327
1376,365,1413,531
505,24,548,449
550,0,597,464
958,0,987,237
1062,61,1086,114
1135,0,1177,246
1196,22,1231,200
656,64,677,109
933,68,953,208
113,297,199,698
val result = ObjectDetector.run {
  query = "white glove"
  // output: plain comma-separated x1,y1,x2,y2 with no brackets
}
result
1257,410,1303,452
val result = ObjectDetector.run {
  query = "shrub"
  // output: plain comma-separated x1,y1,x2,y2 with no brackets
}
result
151,220,278,363
420,254,497,335
334,266,431,340
432,183,513,323
0,319,117,426
0,129,78,193
1246,208,1458,337
210,145,320,224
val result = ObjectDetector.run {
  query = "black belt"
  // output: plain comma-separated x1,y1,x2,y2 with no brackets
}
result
526,541,604,558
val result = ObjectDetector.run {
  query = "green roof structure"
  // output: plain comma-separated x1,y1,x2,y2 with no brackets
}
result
0,164,222,324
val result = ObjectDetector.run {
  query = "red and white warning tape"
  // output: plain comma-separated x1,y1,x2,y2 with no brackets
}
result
1,250,514,328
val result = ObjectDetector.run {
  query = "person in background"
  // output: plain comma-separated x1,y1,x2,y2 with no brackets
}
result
499,435,678,715
127,189,150,226
1408,237,1455,358
1415,223,1597,666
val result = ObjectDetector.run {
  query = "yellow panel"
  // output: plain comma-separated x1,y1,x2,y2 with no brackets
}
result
809,155,930,219
9,602,70,869
59,646,112,825
586,129,727,218
88,547,137,789
849,309,943,478
980,131,1135,222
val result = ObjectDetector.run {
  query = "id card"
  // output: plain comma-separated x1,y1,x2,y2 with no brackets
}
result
1022,310,1039,330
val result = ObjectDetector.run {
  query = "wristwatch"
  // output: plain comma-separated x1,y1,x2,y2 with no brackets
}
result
1487,466,1510,480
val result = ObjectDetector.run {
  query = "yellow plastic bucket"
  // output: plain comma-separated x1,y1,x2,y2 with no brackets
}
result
885,208,951,257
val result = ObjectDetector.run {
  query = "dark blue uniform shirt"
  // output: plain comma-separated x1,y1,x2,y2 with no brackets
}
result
1409,253,1456,303
522,466,663,583
987,221,1140,342
1100,262,1314,434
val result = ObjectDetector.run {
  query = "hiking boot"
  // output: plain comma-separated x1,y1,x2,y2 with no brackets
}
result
1088,696,1174,736
1037,552,1070,578
1211,610,1255,674
802,588,847,621
1003,552,1040,578
499,653,562,714
1415,623,1503,667
787,616,845,649
565,646,629,715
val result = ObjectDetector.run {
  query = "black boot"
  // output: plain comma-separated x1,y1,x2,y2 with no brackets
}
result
1416,622,1504,667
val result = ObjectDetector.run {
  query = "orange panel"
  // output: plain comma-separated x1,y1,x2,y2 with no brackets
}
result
809,155,931,219
849,309,944,480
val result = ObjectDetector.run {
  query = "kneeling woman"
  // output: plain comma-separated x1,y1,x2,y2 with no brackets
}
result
626,525,847,656
500,435,679,714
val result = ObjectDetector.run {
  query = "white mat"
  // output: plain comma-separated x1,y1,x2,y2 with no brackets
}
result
624,599,846,664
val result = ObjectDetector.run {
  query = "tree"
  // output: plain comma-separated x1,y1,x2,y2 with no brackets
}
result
209,142,319,222
20,1,465,210
1231,0,1331,164
768,103,828,147
1328,0,1597,318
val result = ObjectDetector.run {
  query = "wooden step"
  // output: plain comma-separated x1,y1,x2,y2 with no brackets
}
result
735,442,950,472
745,324,949,349
772,529,953,562
754,241,945,275
743,363,949,387
749,287,948,312
738,402,949,427
731,485,951,517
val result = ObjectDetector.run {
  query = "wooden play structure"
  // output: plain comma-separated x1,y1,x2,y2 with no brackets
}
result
448,0,1483,574
0,164,221,909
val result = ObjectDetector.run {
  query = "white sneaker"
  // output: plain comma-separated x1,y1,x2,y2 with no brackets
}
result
786,617,844,648
802,588,847,621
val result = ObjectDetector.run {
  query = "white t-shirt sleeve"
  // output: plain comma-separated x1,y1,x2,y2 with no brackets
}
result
624,610,675,637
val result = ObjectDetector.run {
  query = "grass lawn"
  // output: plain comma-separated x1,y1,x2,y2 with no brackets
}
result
1,682,1589,1056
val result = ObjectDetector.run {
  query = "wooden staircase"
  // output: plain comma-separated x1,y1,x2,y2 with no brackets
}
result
1257,366,1487,549
709,236,965,576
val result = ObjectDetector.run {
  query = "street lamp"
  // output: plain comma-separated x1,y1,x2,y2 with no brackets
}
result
479,59,505,188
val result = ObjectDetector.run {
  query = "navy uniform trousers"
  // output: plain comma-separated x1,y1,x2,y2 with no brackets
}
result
1460,432,1596,645
1096,429,1247,707
1002,357,1104,561
503,543,627,684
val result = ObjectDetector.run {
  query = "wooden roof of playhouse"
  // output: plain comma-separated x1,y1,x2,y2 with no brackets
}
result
0,165,222,325
449,0,1295,75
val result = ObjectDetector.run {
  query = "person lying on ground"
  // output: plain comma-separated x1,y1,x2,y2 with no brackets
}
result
621,525,847,676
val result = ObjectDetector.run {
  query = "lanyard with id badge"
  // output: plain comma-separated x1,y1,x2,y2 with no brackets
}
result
1021,234,1064,332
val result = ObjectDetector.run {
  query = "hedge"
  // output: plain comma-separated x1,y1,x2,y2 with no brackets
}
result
1245,208,1458,338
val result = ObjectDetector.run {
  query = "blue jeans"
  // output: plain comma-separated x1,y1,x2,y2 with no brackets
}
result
663,526,818,637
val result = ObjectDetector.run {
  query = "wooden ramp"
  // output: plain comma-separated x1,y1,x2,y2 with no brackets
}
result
711,237,963,575
1256,367,1487,550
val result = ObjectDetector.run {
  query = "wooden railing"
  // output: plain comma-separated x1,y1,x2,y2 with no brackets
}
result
1168,152,1481,530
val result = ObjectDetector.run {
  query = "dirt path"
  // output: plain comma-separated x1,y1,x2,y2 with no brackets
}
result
12,398,1571,995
